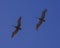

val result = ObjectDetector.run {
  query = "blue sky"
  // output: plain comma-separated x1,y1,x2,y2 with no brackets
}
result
0,0,60,48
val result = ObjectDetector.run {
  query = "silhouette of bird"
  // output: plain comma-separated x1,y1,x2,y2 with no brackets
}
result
36,9,47,31
11,16,22,38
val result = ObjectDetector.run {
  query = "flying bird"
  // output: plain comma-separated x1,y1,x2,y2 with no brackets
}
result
11,16,22,38
36,9,47,31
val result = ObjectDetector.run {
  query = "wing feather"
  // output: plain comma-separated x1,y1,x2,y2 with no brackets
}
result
41,9,47,19
17,17,21,27
11,28,19,38
36,20,43,30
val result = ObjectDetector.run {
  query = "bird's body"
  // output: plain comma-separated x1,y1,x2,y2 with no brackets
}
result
11,16,21,38
36,9,47,31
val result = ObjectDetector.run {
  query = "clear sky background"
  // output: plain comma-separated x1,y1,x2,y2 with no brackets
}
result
0,0,60,48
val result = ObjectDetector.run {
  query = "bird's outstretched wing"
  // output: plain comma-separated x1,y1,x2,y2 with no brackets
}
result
36,20,43,30
11,28,18,38
17,16,21,27
41,9,47,19
11,31,16,38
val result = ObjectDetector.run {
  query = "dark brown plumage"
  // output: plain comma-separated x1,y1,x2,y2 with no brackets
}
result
11,16,21,38
36,9,47,31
